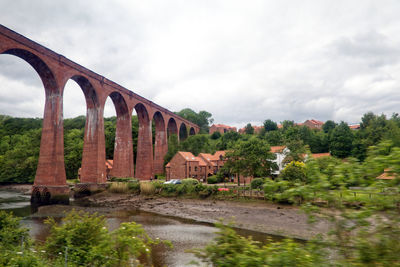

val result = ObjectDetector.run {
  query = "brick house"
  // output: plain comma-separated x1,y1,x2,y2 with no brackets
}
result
165,151,226,181
209,124,237,135
238,125,263,134
303,119,324,130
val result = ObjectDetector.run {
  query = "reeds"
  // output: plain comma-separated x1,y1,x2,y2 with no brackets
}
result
109,182,129,193
140,182,155,195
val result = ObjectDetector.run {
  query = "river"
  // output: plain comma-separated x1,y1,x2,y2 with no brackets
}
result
0,189,280,266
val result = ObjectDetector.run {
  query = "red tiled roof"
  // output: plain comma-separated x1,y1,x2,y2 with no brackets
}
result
309,119,324,125
177,151,196,160
377,169,395,180
349,124,360,129
270,146,286,153
214,151,226,159
212,124,235,129
311,153,331,158
106,159,113,169
198,153,217,166
166,162,171,167
196,156,208,166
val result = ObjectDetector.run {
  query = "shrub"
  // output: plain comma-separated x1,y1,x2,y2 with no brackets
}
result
154,174,165,180
111,177,135,182
109,182,129,193
151,180,165,190
251,178,265,189
192,222,324,266
140,182,155,195
127,180,140,194
44,210,166,266
207,176,218,184
182,178,200,186
280,161,306,183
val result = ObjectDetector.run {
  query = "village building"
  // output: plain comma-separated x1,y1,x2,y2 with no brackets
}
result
303,119,324,130
238,125,263,134
78,159,114,180
209,124,237,134
165,151,226,181
349,124,360,130
377,169,395,180
270,146,289,175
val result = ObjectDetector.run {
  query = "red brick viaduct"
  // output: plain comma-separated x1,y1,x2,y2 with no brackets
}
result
0,25,200,204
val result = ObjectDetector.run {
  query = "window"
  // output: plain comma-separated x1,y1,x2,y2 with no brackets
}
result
189,167,191,172
195,167,198,171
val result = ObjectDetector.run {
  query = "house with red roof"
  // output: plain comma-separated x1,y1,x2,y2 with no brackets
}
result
303,119,324,130
165,151,227,181
209,124,237,135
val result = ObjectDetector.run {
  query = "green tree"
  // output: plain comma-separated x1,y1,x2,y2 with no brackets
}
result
263,119,278,132
244,123,254,135
322,120,336,133
210,131,222,140
176,108,213,134
179,134,215,156
164,134,179,165
216,131,242,150
330,122,354,158
64,129,84,179
223,137,276,185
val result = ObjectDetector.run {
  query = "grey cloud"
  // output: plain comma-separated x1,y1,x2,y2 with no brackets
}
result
2,1,400,126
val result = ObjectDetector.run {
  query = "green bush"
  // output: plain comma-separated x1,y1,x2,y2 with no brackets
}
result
251,178,265,189
182,178,200,186
127,180,140,193
280,161,307,183
192,222,324,266
111,177,135,182
207,176,218,184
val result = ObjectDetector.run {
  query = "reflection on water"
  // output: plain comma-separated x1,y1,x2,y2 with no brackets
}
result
0,189,281,267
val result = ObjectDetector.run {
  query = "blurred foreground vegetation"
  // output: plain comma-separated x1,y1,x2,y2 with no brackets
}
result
0,209,170,267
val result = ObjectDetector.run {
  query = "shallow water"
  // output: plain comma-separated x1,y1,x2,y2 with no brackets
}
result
0,189,280,266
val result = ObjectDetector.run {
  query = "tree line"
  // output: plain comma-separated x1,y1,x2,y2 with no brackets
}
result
1,110,400,183
0,108,212,183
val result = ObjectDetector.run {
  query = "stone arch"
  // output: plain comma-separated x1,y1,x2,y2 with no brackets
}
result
153,111,167,175
179,123,188,141
189,127,196,136
107,91,133,178
167,118,178,138
134,103,153,179
2,49,58,93
1,48,69,202
64,75,107,184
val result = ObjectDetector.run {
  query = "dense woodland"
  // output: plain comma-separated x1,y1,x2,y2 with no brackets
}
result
1,109,400,183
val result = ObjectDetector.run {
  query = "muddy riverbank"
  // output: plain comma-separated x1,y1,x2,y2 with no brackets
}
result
0,184,330,240
80,191,330,240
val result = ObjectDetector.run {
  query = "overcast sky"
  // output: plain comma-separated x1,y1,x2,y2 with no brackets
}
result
1,0,400,128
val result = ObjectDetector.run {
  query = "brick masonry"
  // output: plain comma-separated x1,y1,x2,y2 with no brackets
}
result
0,25,200,203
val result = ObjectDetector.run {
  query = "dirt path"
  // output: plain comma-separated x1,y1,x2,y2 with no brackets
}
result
83,192,330,240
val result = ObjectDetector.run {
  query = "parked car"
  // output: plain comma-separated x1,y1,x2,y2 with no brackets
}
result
164,179,182,185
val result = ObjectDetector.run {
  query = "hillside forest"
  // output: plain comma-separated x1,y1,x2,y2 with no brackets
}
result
1,109,400,183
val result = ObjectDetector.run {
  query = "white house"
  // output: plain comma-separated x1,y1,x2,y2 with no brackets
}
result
270,146,290,175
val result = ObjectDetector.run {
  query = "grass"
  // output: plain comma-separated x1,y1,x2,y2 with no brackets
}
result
108,182,129,193
140,182,156,195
